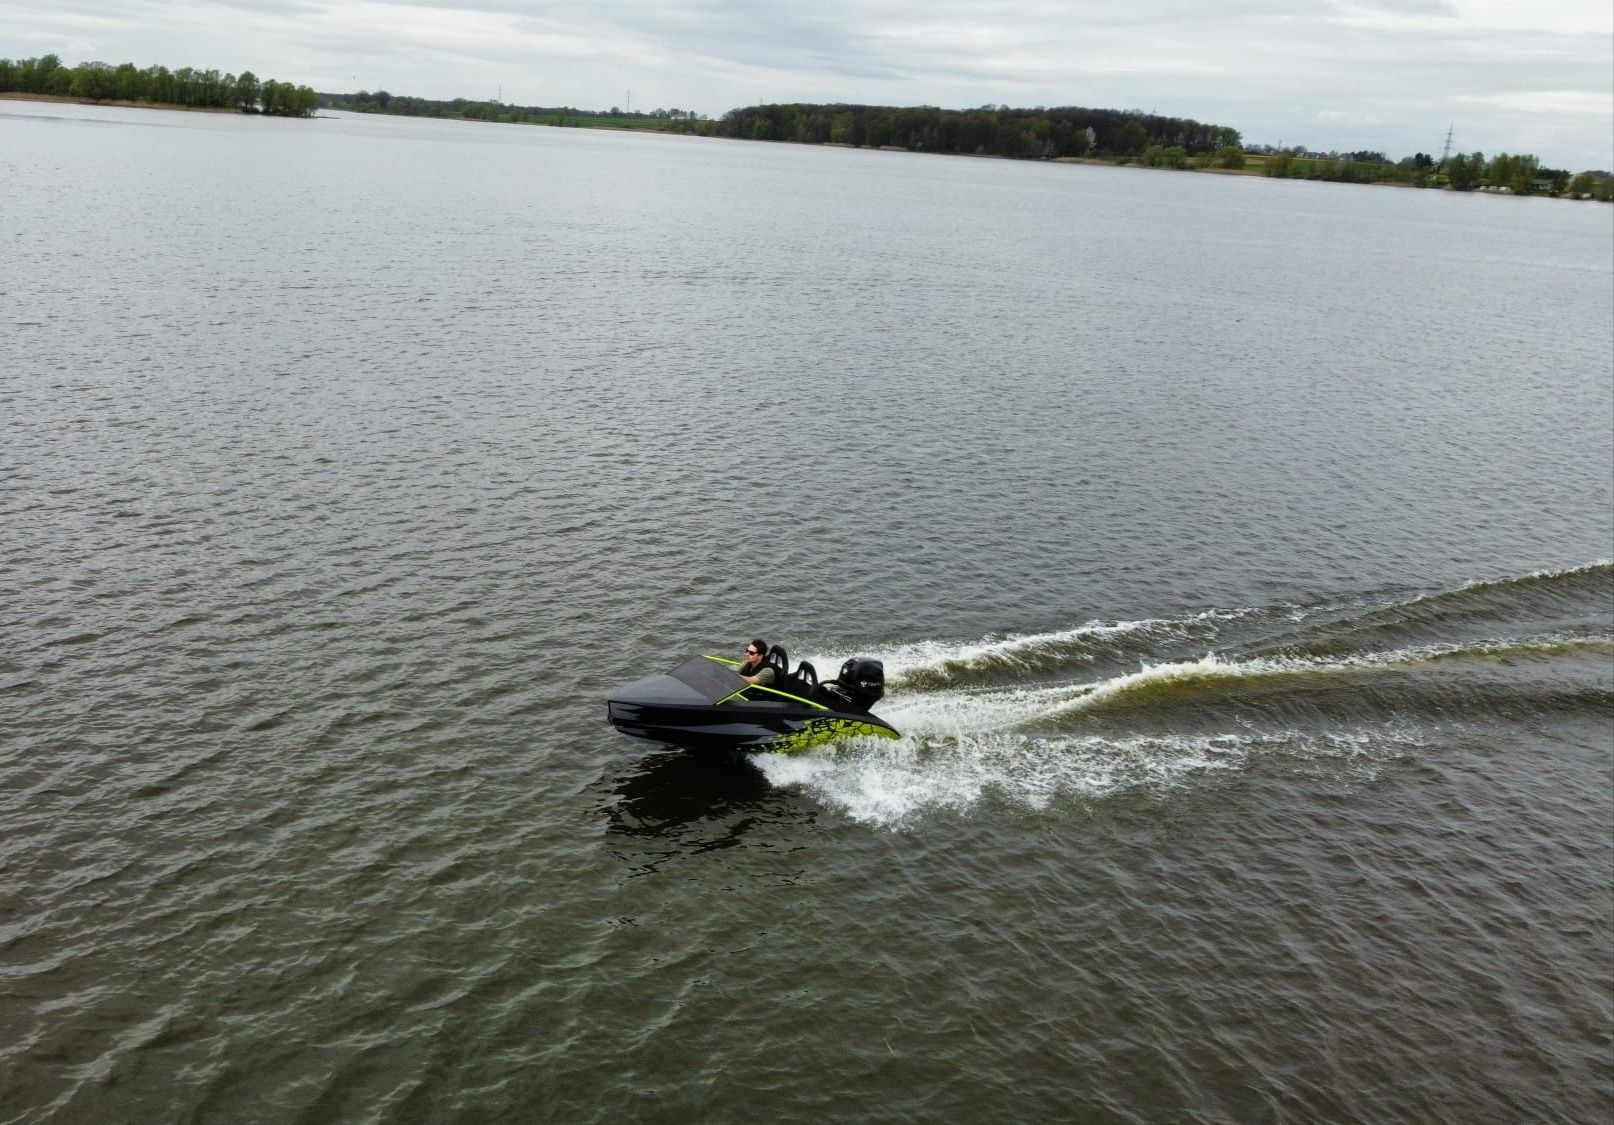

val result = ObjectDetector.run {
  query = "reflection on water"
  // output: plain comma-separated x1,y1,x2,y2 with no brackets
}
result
603,749,813,872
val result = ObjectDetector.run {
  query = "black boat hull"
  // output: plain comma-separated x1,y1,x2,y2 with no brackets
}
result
608,697,899,754
606,655,899,754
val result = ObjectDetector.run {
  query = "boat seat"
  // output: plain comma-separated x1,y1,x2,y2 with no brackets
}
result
764,645,791,686
780,659,819,698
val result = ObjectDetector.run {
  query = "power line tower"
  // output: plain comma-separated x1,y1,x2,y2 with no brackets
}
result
1437,123,1453,169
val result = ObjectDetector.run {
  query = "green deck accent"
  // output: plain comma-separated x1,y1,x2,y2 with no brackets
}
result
754,717,901,755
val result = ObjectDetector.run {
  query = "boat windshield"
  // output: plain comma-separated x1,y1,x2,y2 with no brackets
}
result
667,656,748,704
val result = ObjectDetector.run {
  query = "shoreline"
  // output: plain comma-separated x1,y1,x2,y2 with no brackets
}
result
0,91,242,114
12,91,1602,198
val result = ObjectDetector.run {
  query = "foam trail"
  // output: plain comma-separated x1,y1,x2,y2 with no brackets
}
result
799,607,1257,689
806,565,1613,695
1459,559,1612,591
1049,632,1614,719
754,629,1610,827
824,632,1613,737
880,682,1091,736
755,728,1422,828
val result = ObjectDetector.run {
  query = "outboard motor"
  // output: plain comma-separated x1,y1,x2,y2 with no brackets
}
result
836,657,886,711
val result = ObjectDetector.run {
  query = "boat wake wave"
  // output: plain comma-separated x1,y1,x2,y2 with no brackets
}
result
757,563,1614,825
872,608,1255,690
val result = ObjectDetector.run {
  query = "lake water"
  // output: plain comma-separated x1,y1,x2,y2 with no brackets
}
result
3,100,1612,1123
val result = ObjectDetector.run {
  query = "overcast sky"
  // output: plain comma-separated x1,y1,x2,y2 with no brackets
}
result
5,0,1611,168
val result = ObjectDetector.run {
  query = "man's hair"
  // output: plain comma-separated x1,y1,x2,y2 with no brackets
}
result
750,638,769,659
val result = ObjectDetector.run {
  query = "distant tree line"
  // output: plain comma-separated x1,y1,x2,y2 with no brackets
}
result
0,54,317,116
1438,150,1603,197
1252,144,1608,197
24,56,1598,199
1260,149,1420,185
319,90,707,130
712,103,1241,159
712,106,1609,198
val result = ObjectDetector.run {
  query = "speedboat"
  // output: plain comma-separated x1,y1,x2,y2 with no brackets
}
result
607,646,899,754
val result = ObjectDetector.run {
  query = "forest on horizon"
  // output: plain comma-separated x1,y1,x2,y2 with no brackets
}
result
5,50,1608,197
324,89,1610,196
1,53,316,116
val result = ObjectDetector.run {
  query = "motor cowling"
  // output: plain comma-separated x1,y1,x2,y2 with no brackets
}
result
836,657,886,710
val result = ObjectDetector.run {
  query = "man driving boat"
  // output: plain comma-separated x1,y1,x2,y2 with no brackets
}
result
737,639,776,687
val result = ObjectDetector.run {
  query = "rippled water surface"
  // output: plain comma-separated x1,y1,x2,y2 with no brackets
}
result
3,101,1612,1123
